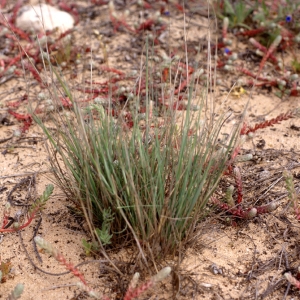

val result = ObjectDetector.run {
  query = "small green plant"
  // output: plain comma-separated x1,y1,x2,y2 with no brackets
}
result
95,208,114,246
215,0,254,28
82,238,100,256
292,59,300,73
82,208,114,254
284,170,300,220
0,184,53,233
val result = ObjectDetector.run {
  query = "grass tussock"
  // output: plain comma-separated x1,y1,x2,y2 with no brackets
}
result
34,45,241,262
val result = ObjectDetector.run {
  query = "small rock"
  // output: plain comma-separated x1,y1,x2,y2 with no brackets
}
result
16,4,74,33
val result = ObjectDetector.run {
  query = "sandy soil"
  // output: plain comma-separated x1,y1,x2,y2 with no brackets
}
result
1,1,300,299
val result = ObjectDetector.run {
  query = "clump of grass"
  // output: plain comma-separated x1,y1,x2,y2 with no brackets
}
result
31,22,243,264
34,57,240,261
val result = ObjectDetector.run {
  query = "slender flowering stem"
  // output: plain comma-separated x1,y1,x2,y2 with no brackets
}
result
259,35,282,72
222,17,229,40
34,236,88,286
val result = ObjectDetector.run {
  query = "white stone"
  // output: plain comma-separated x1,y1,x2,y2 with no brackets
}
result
16,4,74,33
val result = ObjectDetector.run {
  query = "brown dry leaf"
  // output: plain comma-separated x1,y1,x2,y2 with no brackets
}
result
0,259,12,283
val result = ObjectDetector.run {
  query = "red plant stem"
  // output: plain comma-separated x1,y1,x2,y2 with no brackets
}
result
177,62,194,75
240,111,294,135
154,24,167,43
174,3,184,12
250,80,278,87
290,88,299,96
259,35,282,72
0,0,6,8
279,25,293,41
170,102,187,111
249,38,278,64
1,208,10,229
212,196,278,219
110,14,136,33
235,28,266,37
91,0,109,4
224,146,241,175
212,42,226,51
211,197,256,219
25,63,43,85
124,281,153,300
6,101,21,108
9,0,23,24
7,110,33,132
48,29,74,52
7,110,31,121
59,97,73,108
4,23,31,42
0,209,37,233
0,45,33,77
174,79,188,95
56,253,87,285
235,66,267,81
99,66,125,76
217,60,226,68
256,203,278,214
162,67,169,82
136,19,155,32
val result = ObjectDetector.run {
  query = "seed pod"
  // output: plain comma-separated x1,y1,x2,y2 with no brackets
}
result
245,208,257,219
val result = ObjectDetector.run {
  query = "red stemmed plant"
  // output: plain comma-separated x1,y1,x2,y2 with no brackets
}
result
0,184,53,233
213,108,300,220
35,235,171,300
